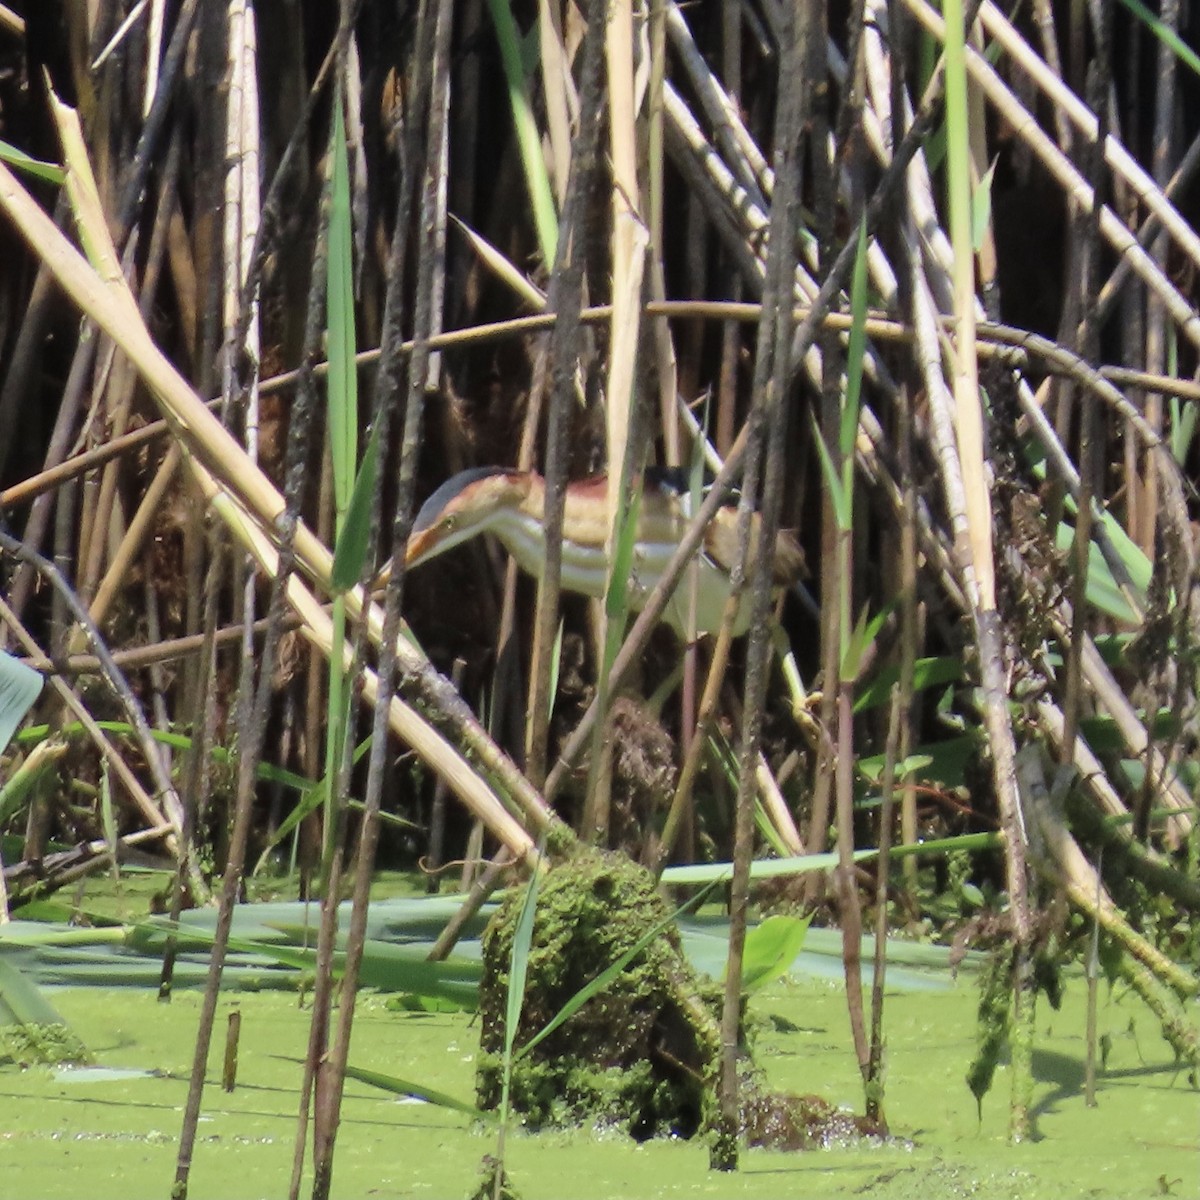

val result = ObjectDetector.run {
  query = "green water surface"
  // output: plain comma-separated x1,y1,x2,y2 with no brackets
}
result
0,970,1194,1199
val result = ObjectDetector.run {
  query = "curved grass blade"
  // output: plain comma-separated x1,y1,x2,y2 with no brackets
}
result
0,140,65,185
504,856,541,1066
326,79,358,523
1114,0,1200,76
495,844,544,1192
340,1061,492,1120
484,0,558,265
331,422,381,592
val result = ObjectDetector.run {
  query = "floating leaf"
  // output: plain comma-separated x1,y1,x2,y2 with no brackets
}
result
737,913,813,993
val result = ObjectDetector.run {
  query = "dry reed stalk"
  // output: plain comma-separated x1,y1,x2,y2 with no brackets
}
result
905,0,1200,350
3,87,557,857
192,471,543,865
84,444,181,638
1015,747,1197,1000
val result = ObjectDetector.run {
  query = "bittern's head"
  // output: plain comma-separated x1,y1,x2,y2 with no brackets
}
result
406,467,535,567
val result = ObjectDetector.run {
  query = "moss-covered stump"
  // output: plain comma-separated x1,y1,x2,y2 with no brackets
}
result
477,849,720,1138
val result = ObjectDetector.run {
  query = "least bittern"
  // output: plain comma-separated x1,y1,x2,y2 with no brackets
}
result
393,467,805,635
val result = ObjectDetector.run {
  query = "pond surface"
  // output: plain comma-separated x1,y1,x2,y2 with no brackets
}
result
0,968,1194,1198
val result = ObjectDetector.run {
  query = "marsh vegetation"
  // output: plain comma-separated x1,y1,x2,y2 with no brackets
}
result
0,0,1196,1196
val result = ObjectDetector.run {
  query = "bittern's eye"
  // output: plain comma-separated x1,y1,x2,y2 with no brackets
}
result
443,515,458,531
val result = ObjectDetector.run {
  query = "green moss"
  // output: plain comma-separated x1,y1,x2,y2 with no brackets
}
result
477,849,720,1138
0,1021,91,1067
476,849,896,1152
541,821,579,862
966,946,1013,1113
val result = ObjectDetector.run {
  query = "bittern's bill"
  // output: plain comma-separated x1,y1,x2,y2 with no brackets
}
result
393,466,805,636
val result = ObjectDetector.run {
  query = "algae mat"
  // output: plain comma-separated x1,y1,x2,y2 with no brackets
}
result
0,977,1194,1199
